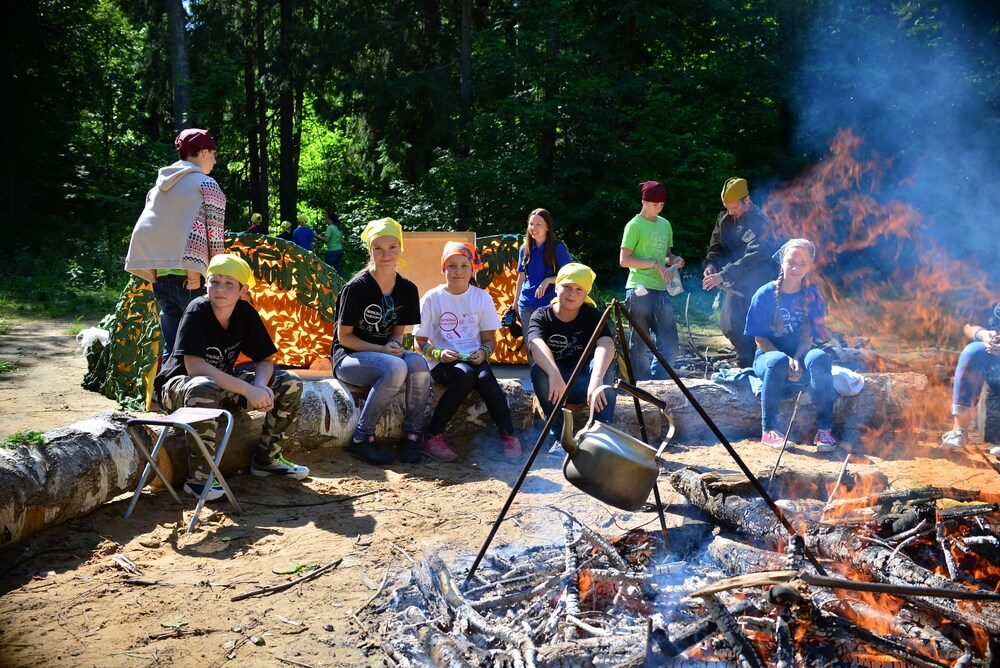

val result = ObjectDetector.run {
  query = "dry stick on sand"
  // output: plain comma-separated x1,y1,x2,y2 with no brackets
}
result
230,558,343,602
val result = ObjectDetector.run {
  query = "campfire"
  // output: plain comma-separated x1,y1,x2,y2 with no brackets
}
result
371,465,1000,667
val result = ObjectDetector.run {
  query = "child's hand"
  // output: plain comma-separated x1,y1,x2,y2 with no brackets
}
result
468,349,485,364
987,332,1000,356
546,373,568,404
384,340,404,357
246,384,275,411
588,383,609,412
787,357,803,382
441,349,461,363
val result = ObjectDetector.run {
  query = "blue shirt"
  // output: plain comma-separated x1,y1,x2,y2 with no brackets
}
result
744,281,826,356
517,240,571,309
292,226,316,250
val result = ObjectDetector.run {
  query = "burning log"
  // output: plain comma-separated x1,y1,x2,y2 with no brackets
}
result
670,466,1000,640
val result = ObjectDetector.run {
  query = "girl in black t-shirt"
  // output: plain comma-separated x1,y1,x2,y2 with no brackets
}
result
332,218,430,465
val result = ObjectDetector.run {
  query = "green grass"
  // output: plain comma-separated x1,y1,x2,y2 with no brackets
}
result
0,430,44,448
0,319,11,335
0,359,19,373
62,315,87,336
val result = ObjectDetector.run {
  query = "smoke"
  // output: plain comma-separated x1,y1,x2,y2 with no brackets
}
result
790,1,1000,285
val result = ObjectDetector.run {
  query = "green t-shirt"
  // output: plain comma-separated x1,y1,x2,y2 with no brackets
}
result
324,224,343,252
620,214,673,291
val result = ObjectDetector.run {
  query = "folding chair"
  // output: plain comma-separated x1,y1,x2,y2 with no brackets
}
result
124,407,243,533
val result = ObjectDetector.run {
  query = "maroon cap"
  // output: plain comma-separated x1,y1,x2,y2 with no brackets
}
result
174,128,217,157
639,180,666,203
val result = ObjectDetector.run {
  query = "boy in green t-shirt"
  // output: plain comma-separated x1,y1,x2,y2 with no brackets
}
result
619,180,685,380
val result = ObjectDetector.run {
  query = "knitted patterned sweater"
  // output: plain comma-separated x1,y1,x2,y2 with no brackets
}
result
125,160,226,282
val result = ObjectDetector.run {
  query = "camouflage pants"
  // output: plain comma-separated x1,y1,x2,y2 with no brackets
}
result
160,369,302,480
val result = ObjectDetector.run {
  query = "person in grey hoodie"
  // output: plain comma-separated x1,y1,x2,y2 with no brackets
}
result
125,129,227,362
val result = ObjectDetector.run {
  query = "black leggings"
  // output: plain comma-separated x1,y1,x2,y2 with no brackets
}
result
428,360,514,436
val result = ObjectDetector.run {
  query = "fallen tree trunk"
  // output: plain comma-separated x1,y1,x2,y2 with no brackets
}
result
0,372,928,548
0,413,141,549
605,372,930,450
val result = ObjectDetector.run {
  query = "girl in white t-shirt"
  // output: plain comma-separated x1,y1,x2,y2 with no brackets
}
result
414,242,522,461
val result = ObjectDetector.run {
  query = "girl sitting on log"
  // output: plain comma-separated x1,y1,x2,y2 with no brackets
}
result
744,238,838,452
331,218,430,466
414,242,522,462
941,303,1000,453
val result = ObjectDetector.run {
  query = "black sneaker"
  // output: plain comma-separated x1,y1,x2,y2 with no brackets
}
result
346,434,394,466
183,479,224,501
399,432,422,464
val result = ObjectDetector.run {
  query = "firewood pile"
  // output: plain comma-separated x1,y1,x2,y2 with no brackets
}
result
371,468,1000,667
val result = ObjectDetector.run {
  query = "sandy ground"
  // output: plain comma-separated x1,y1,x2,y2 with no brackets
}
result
0,320,997,667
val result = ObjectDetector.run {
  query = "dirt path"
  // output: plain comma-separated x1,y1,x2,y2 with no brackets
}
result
0,321,996,667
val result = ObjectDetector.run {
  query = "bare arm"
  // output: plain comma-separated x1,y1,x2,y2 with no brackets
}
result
587,337,616,411
529,338,568,405
184,355,274,410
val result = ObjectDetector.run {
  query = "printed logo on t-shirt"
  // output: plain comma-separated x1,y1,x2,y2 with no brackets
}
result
439,311,459,333
548,333,582,359
205,343,241,371
363,304,384,326
778,306,806,335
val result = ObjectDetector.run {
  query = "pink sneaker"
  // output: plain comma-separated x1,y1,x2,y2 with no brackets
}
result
422,433,457,462
761,430,786,449
814,429,838,452
501,434,522,459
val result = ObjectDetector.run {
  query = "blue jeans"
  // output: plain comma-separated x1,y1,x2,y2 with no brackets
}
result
952,341,1000,413
152,275,206,361
518,306,538,364
325,250,344,275
625,288,677,380
335,351,430,436
531,358,616,440
753,348,833,433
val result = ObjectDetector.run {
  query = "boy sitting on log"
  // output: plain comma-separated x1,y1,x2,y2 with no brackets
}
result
153,253,309,500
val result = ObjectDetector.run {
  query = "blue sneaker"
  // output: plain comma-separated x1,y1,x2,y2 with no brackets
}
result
183,479,225,502
251,454,309,480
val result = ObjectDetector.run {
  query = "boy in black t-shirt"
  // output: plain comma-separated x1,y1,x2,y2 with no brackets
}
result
154,254,308,500
527,263,617,452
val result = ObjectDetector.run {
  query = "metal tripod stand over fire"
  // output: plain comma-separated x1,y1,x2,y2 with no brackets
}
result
465,300,828,585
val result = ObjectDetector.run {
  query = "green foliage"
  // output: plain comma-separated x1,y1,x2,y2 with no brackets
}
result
0,430,44,448
0,359,19,373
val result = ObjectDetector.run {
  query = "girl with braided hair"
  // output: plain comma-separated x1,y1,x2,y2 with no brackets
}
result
744,239,838,452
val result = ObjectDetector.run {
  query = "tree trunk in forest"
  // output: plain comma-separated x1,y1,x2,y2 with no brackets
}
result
243,2,263,224
537,14,558,177
255,0,270,223
278,0,297,222
164,0,192,131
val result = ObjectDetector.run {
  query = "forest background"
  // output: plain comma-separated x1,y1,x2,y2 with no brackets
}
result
0,0,998,331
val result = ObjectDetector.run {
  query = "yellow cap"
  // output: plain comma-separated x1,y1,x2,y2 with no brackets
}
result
555,262,597,305
206,253,255,287
721,177,749,204
280,221,292,232
250,212,262,223
296,213,307,224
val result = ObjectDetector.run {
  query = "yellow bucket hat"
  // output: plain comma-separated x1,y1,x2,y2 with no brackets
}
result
206,253,255,287
555,262,597,305
721,177,749,204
